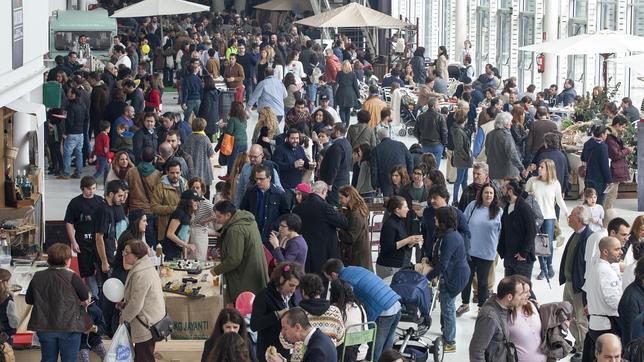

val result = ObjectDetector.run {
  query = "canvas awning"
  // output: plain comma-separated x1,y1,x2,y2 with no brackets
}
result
294,2,411,29
110,0,209,17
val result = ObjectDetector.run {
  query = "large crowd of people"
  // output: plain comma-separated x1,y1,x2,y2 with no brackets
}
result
30,2,644,362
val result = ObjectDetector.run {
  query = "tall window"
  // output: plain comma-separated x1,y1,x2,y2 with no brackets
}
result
518,0,536,89
627,0,644,98
438,0,452,55
599,0,618,30
497,3,512,78
477,2,490,73
568,0,587,90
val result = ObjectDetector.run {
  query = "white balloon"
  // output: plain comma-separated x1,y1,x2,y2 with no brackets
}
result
103,278,125,303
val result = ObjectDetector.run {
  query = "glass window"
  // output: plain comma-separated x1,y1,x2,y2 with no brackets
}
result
439,0,451,49
497,9,512,76
572,0,588,17
518,13,535,89
567,21,587,88
522,0,536,12
477,6,490,68
54,31,112,51
629,0,644,99
599,0,618,30
634,2,644,36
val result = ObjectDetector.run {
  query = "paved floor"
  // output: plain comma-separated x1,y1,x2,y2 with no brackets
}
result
44,91,640,360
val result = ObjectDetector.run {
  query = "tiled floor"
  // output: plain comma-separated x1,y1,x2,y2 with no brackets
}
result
44,91,641,361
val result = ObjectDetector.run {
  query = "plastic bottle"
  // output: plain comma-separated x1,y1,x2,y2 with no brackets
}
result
0,230,11,266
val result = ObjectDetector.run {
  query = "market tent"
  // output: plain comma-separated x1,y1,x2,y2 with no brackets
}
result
110,0,209,17
254,0,312,12
294,2,411,29
518,30,644,86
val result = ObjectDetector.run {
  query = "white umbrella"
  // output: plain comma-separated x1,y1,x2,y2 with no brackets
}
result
110,0,209,17
254,0,312,12
518,30,644,87
294,2,411,29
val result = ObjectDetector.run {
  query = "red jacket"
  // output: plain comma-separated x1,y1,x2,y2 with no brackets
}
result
325,55,341,84
144,88,161,112
606,127,632,182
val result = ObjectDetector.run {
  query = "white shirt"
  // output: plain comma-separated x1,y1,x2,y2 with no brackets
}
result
585,204,604,232
286,61,307,85
584,229,608,282
524,178,568,220
115,54,132,69
622,245,636,291
583,259,622,331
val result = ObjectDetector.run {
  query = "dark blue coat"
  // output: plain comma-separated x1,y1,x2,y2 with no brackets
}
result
581,138,612,185
133,128,159,163
302,328,338,362
559,226,593,294
371,138,414,196
427,229,470,298
618,280,644,345
319,138,352,190
240,184,290,244
272,142,310,190
421,206,471,261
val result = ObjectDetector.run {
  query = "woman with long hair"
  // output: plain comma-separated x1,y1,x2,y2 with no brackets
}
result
283,72,299,115
106,151,135,183
510,104,528,163
435,45,449,80
354,144,375,197
457,184,502,316
256,47,270,83
353,60,364,83
251,262,304,361
426,207,470,353
508,276,547,362
161,189,200,260
330,279,369,362
402,63,415,86
411,46,427,85
272,51,285,82
253,107,280,157
202,308,255,362
225,101,249,176
286,50,307,85
209,332,251,362
525,159,569,280
375,196,423,278
229,152,249,203
188,177,215,261
338,186,373,271
310,108,335,134
144,75,161,113
113,209,148,283
389,165,410,197
334,60,360,126
198,75,221,139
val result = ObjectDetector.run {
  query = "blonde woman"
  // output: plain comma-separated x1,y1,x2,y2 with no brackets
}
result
525,159,569,280
334,60,360,126
253,107,280,157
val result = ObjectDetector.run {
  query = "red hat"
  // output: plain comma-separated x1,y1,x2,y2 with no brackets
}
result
295,183,312,194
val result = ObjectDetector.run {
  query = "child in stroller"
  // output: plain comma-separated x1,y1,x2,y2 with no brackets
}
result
399,91,418,137
389,268,444,362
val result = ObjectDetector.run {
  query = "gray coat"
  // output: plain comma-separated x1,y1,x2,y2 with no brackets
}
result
469,297,511,362
485,128,524,180
183,132,214,185
347,123,377,149
451,126,472,168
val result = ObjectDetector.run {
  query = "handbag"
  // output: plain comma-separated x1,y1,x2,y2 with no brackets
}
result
578,150,592,178
534,233,551,256
220,133,235,156
136,313,173,342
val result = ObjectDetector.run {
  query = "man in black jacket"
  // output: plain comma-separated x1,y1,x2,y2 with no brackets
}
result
498,180,537,279
319,123,352,206
58,87,88,179
293,181,348,275
560,205,592,359
371,128,414,196
240,165,289,245
618,257,644,346
133,112,159,163
414,97,447,168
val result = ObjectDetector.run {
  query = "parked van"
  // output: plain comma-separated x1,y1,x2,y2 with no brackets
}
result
49,9,117,62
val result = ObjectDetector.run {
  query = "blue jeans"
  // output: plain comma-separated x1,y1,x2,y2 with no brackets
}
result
183,99,201,123
439,282,457,344
373,309,401,361
37,331,81,362
243,79,253,102
538,218,556,275
453,168,469,203
227,143,248,175
63,134,84,177
307,84,318,107
93,155,110,184
421,144,444,169
339,106,351,127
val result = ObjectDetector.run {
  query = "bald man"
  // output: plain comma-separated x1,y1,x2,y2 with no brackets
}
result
234,144,282,207
582,236,623,361
156,142,189,180
594,333,622,362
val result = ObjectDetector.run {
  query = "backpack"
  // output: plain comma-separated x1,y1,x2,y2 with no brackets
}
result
459,65,472,83
523,194,544,229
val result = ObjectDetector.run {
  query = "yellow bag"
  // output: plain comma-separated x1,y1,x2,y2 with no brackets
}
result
220,133,235,156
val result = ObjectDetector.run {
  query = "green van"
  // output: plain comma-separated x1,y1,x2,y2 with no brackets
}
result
49,9,117,62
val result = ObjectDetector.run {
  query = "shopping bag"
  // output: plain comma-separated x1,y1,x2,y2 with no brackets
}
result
105,324,134,362
220,133,235,156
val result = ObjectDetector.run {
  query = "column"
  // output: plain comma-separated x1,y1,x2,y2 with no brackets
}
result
455,0,467,62
542,0,558,87
12,112,32,171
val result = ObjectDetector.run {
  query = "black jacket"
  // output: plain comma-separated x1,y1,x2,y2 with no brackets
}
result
198,88,220,137
64,100,88,135
293,194,348,274
371,138,414,196
302,329,338,362
414,109,447,147
319,137,352,189
376,214,410,268
618,279,644,345
251,282,297,362
558,226,593,293
334,71,360,108
240,184,290,244
133,128,159,163
498,197,537,261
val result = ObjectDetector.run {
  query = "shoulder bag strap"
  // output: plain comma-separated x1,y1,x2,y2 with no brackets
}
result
138,170,152,202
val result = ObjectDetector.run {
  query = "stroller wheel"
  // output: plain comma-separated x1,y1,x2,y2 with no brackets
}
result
432,337,444,362
398,128,407,137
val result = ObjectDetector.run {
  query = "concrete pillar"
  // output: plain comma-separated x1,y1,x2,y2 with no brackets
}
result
455,0,467,62
638,122,644,211
12,112,32,172
542,0,558,87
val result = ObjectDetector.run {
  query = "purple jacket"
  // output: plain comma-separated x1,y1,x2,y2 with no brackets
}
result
606,129,631,182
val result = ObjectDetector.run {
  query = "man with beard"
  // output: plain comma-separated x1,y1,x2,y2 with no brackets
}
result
319,123,352,206
498,180,537,279
151,160,188,242
273,129,316,190
421,185,470,262
65,177,103,297
235,43,257,102
285,99,312,135
457,162,498,211
165,131,194,179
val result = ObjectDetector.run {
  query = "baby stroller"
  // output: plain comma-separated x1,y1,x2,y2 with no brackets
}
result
390,269,444,362
399,90,418,137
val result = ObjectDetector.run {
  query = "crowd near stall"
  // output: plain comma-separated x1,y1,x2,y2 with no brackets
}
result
7,0,644,361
